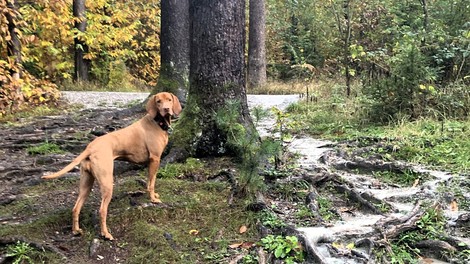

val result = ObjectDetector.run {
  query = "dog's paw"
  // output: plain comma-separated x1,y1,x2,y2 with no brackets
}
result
151,197,162,204
149,192,162,203
101,232,115,241
72,228,84,236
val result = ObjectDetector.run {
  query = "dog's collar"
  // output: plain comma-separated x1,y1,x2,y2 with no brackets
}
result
153,113,172,133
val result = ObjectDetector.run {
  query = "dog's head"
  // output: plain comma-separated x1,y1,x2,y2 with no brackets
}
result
146,92,182,123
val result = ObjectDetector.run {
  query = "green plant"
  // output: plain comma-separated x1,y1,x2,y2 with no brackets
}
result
271,107,302,141
295,205,316,220
416,207,445,238
371,169,424,186
317,196,337,221
259,210,286,229
157,157,205,179
215,100,268,197
376,206,448,263
261,235,304,263
250,105,271,126
242,253,258,263
6,241,35,264
26,142,64,155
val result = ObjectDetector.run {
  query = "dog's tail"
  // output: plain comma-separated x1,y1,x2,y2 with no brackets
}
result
41,150,90,179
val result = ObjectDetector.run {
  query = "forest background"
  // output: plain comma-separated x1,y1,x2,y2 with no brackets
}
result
0,0,469,122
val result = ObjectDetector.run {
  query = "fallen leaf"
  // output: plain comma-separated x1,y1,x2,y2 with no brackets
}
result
332,241,343,249
229,242,243,249
419,257,434,264
239,225,248,234
346,242,355,250
241,242,255,249
450,200,458,211
412,178,420,187
189,229,199,235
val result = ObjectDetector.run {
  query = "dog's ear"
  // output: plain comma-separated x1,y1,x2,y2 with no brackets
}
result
146,95,158,118
171,94,182,116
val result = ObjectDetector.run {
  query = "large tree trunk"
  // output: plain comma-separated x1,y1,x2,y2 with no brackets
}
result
247,0,267,90
152,0,190,104
5,0,21,80
73,0,90,82
171,0,254,158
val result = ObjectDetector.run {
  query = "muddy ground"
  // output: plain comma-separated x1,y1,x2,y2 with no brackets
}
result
0,95,469,263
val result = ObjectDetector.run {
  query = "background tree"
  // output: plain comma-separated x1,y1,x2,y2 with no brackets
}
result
173,0,255,157
247,0,267,90
151,0,189,104
73,0,90,82
5,0,21,80
0,0,60,117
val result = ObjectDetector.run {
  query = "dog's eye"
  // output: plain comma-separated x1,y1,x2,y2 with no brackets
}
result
156,99,161,103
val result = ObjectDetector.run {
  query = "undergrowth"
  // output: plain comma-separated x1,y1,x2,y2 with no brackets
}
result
285,82,470,174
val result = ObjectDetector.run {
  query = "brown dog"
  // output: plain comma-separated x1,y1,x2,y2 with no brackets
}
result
42,92,182,240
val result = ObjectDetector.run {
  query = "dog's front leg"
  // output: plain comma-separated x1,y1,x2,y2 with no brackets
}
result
147,156,162,203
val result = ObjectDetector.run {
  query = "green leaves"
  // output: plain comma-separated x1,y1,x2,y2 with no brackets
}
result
261,235,304,263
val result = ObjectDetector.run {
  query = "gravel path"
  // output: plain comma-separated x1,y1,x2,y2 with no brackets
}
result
61,91,300,110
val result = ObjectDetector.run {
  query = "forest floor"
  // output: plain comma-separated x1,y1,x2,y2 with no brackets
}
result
0,92,469,263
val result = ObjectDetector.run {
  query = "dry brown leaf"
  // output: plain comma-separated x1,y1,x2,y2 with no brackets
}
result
239,225,248,234
419,257,434,264
229,242,243,249
412,178,420,187
189,229,199,236
450,199,459,211
241,242,255,249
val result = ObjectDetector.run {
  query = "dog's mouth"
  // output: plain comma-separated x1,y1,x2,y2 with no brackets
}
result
154,112,172,131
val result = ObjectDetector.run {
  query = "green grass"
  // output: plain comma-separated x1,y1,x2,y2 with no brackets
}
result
26,142,64,155
286,96,470,174
0,170,259,264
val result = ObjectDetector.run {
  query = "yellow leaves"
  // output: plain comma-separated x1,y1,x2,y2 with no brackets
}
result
332,241,355,250
239,225,248,234
189,229,199,236
418,84,437,95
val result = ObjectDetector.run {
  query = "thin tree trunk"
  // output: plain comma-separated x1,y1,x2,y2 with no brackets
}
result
420,0,428,45
73,0,90,82
343,0,352,97
5,0,21,81
153,0,190,105
247,0,267,90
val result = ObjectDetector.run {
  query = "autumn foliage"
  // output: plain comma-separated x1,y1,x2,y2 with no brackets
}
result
0,0,60,116
0,0,161,116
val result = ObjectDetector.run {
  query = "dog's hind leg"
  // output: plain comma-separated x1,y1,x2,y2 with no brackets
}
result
72,162,94,236
92,157,115,240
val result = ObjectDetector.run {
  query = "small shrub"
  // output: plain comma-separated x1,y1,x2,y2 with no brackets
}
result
261,235,305,263
6,241,35,264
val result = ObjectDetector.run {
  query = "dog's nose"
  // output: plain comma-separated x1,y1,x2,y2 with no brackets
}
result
163,107,170,113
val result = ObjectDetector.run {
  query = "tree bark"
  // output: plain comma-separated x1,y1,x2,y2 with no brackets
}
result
247,0,267,90
343,0,352,97
173,0,254,157
152,0,190,105
5,0,21,80
73,0,90,82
